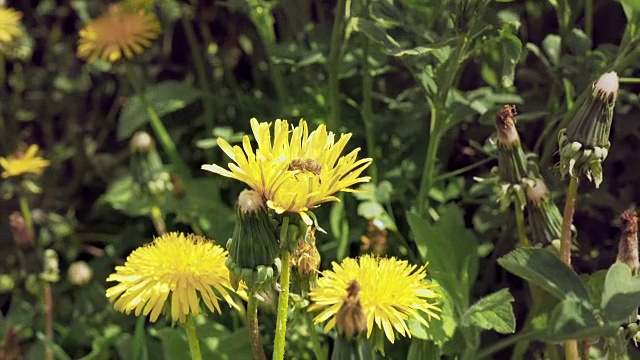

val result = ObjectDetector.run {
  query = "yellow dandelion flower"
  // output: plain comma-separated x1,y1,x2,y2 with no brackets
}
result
308,255,441,344
106,232,239,324
0,144,50,179
77,4,161,63
0,7,23,44
202,118,372,224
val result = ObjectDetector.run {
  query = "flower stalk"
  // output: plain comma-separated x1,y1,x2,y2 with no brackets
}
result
273,250,291,360
247,292,267,360
125,66,190,177
184,315,202,360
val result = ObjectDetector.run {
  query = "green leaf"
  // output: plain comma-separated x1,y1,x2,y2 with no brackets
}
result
498,29,522,88
357,201,385,219
601,262,640,325
566,28,592,56
620,0,640,11
542,34,561,66
408,280,456,344
498,248,590,301
463,288,516,334
547,296,618,341
117,81,202,140
407,204,478,304
98,175,153,217
407,339,440,360
152,320,252,360
346,17,401,52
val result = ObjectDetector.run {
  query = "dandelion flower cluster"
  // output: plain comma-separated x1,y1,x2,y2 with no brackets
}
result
308,254,441,343
106,232,238,324
0,7,23,44
0,145,50,179
77,4,161,63
202,118,372,224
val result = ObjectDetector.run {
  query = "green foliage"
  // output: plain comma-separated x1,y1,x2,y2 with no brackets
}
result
2,0,640,358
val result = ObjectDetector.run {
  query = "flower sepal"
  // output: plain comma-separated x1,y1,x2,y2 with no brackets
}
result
227,190,281,292
277,212,311,253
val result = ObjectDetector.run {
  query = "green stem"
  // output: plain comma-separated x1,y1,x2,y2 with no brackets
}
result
433,156,494,182
619,77,640,83
150,205,167,235
560,176,578,266
179,10,215,133
476,329,544,359
514,199,531,248
304,311,325,360
247,292,267,360
560,176,579,359
361,38,377,182
584,0,593,39
125,66,190,177
184,315,203,360
273,250,291,360
327,0,348,130
19,195,34,231
417,104,440,215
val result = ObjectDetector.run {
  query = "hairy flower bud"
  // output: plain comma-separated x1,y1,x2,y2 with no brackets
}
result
558,72,619,188
226,189,281,292
129,131,173,198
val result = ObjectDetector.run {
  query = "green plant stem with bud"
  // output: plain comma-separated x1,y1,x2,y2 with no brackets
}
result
273,249,291,360
125,66,190,177
247,292,267,360
184,315,202,360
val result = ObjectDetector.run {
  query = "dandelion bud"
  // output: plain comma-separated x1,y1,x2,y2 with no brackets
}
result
291,227,320,295
226,189,280,292
68,261,93,286
129,131,173,198
40,249,60,283
525,178,563,244
336,281,368,340
616,210,639,275
558,72,619,188
494,105,532,207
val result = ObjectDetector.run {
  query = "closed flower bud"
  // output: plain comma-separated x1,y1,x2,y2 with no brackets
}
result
226,189,280,292
41,249,60,283
494,105,533,207
525,177,563,244
129,131,173,197
67,261,93,286
558,72,619,188
291,226,320,295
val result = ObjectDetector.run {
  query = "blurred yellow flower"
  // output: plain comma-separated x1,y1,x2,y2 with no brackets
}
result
0,144,50,178
77,4,161,63
0,7,23,44
106,232,239,324
308,255,441,344
202,118,372,224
